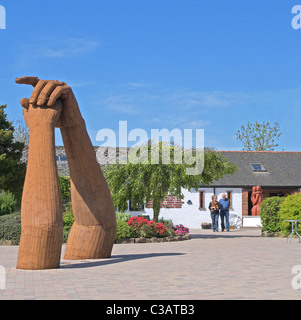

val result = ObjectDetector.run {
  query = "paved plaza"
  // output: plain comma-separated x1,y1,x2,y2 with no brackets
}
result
0,228,300,300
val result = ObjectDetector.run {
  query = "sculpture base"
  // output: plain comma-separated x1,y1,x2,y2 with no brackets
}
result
64,223,116,260
17,226,63,270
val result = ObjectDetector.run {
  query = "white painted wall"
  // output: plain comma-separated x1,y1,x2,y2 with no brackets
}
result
129,187,243,229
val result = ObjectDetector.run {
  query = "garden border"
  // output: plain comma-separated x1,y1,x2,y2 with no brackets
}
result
115,234,191,244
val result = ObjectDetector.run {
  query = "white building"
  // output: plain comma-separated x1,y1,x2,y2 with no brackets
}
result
128,151,301,229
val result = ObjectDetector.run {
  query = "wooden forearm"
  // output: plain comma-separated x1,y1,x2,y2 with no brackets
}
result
60,122,115,227
60,121,116,260
17,124,63,270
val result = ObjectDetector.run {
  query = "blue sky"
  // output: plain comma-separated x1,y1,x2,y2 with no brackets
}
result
1,0,301,150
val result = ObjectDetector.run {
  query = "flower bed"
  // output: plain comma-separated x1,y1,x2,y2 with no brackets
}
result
115,215,190,244
115,234,191,244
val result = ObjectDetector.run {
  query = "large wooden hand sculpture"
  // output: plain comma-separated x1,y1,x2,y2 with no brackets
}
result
16,77,117,269
16,93,64,270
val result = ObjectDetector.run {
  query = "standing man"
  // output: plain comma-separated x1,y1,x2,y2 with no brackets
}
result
219,194,231,232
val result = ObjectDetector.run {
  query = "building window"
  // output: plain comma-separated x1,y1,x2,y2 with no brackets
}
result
199,191,205,209
227,191,233,209
250,163,267,172
129,200,145,212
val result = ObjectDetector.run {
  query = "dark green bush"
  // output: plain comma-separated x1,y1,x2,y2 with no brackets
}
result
0,212,21,245
279,194,301,236
63,229,70,244
63,211,74,232
59,176,71,209
116,219,134,240
62,211,74,243
260,196,285,233
0,191,17,216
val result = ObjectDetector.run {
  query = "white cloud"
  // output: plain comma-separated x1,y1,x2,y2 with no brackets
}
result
165,90,249,109
91,84,250,129
152,115,210,129
15,37,101,69
100,94,139,114
40,38,100,58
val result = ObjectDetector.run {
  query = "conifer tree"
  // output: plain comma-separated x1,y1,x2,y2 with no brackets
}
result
0,105,26,201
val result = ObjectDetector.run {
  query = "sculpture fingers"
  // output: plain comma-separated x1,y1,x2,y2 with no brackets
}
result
47,86,71,107
37,81,66,106
29,80,48,105
15,76,40,87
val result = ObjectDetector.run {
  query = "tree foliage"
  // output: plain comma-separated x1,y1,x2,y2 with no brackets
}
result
279,194,301,236
260,196,285,233
0,105,26,201
236,121,282,151
104,142,237,221
58,175,71,203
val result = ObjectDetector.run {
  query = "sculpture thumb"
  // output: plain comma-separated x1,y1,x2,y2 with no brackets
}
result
20,98,30,110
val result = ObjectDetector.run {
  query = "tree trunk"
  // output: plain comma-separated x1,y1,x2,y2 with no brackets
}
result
152,198,161,222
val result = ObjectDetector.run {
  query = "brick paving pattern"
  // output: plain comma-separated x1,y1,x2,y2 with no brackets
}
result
0,228,300,300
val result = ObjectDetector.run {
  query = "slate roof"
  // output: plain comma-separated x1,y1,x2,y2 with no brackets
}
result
21,148,301,188
208,151,301,188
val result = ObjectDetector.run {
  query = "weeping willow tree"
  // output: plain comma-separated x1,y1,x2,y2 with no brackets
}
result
104,141,237,221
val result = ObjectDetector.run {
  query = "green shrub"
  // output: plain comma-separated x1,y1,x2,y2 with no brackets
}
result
59,176,71,209
63,211,74,232
260,196,285,233
165,228,175,237
0,212,21,245
279,194,301,236
115,212,132,222
0,191,17,216
158,218,174,229
140,223,158,238
63,229,70,244
63,201,72,212
116,219,134,240
62,211,74,243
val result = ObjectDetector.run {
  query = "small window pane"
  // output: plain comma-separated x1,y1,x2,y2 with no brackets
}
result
250,164,266,172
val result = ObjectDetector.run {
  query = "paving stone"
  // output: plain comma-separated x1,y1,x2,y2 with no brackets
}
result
0,229,300,299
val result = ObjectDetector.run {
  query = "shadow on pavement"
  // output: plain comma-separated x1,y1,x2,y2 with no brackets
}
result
190,232,261,239
61,252,185,269
189,231,261,239
190,234,260,239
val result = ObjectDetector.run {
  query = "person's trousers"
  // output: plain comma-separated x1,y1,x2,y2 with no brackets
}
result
220,210,230,230
211,213,219,231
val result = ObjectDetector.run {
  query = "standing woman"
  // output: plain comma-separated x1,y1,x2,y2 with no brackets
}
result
209,195,220,232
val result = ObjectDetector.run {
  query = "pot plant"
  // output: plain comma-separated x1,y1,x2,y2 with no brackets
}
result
202,223,212,230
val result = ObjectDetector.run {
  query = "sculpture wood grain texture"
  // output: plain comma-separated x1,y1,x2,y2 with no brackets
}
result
15,77,117,269
61,113,117,260
17,102,64,270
